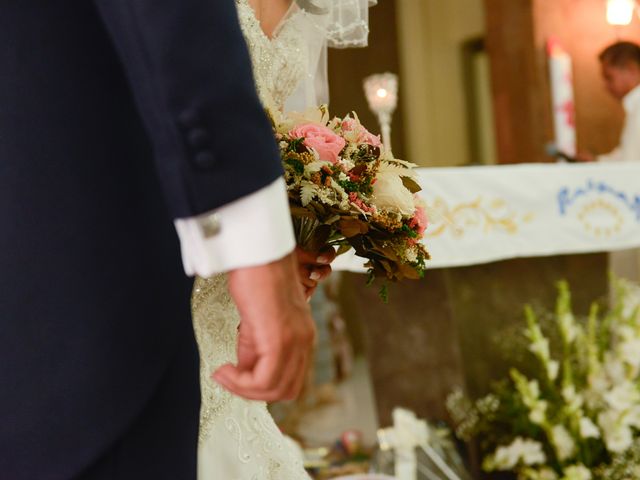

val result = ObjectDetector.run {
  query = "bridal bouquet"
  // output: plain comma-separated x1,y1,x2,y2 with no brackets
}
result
270,106,429,295
447,280,640,480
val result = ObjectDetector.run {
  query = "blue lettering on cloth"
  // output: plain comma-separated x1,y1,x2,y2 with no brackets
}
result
557,179,640,221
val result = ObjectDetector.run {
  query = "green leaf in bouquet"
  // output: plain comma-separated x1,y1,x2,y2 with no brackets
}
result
401,176,422,194
285,157,305,175
401,224,419,239
288,137,307,154
379,284,389,303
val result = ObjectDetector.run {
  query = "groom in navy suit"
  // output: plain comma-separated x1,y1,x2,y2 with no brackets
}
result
0,1,315,478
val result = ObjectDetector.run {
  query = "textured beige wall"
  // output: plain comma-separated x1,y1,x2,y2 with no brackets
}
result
396,0,487,167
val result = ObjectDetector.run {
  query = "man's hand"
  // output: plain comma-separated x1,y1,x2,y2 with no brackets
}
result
296,246,336,299
213,253,315,401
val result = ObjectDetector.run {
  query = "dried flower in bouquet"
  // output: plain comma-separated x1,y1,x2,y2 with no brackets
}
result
270,106,429,299
447,279,640,480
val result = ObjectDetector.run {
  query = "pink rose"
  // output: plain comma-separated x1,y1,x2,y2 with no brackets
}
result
341,117,359,132
341,117,382,147
358,130,383,147
409,205,428,237
289,123,346,164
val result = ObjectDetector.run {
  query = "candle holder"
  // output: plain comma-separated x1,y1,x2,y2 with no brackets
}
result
363,72,398,153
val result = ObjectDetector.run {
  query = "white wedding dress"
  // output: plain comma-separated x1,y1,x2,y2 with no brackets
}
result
192,1,374,478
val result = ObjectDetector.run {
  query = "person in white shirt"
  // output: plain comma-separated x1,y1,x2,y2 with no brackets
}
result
579,41,640,162
578,42,640,284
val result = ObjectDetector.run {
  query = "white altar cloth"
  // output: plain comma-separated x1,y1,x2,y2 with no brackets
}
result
333,163,640,271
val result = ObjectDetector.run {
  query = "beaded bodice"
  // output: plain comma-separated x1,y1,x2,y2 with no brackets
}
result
235,0,308,111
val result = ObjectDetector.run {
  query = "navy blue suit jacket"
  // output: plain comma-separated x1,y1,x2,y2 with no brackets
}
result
0,1,281,478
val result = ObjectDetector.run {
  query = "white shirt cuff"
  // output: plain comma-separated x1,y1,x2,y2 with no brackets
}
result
174,178,295,277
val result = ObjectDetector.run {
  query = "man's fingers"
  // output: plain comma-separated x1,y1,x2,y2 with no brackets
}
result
212,347,290,400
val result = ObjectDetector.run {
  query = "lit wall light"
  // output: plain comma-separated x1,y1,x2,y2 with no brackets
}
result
607,0,636,25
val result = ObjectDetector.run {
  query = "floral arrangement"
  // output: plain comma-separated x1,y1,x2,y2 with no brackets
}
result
270,106,429,297
447,280,640,480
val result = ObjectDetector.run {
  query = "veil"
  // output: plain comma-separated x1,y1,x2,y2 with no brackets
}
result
284,0,377,112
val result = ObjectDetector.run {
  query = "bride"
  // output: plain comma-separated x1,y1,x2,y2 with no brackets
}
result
192,0,374,478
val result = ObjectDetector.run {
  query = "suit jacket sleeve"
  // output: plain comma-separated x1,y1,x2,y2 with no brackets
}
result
93,0,283,218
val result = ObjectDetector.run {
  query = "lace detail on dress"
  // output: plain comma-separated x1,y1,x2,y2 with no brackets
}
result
191,275,236,442
192,275,310,479
235,0,308,111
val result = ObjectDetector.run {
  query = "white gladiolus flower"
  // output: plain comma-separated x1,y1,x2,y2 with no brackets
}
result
558,312,579,343
617,336,640,370
562,386,584,411
620,280,640,318
586,370,610,409
534,468,560,480
578,417,600,439
551,425,575,461
562,464,591,480
528,379,541,399
490,437,546,470
529,401,548,425
547,360,560,381
529,468,559,480
598,410,633,453
603,354,626,385
604,382,640,412
625,405,640,428
529,336,550,359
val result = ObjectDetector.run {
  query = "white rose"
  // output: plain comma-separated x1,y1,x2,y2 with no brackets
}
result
371,168,415,216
